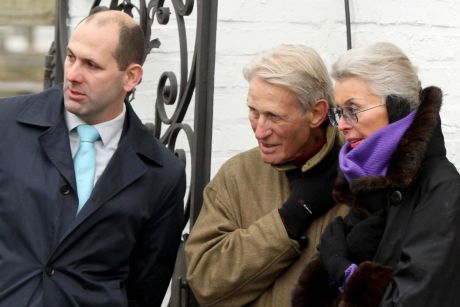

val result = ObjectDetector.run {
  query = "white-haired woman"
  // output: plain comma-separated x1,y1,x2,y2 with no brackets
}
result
293,42,460,307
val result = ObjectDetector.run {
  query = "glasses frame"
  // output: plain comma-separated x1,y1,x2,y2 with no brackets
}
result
328,103,385,127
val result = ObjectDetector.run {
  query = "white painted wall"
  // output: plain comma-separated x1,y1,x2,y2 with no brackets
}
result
69,0,460,177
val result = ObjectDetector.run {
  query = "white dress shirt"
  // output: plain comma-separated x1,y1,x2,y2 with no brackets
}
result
65,105,126,185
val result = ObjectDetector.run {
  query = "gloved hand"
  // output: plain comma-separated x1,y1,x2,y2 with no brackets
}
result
279,159,337,242
319,217,352,285
346,210,386,264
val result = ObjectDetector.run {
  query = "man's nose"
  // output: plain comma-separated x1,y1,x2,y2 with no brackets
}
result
66,62,83,83
254,117,272,139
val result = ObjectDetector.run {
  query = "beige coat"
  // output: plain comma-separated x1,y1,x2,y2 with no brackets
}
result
185,126,348,306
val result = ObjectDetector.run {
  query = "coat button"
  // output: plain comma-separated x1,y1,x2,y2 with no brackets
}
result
60,185,71,195
389,190,403,205
297,235,309,249
45,266,55,276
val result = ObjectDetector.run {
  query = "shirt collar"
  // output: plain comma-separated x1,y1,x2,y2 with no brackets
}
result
274,124,339,172
65,104,126,146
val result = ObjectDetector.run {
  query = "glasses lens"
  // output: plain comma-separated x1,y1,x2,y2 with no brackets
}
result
327,108,340,127
342,108,358,124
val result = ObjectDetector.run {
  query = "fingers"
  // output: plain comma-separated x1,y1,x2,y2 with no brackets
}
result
330,216,345,235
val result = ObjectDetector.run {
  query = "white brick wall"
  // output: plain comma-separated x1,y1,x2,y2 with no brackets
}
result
69,0,460,177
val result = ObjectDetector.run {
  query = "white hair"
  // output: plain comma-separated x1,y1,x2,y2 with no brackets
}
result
243,44,334,110
332,42,421,109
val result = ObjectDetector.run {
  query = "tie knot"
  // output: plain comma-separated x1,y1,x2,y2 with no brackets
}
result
76,124,100,143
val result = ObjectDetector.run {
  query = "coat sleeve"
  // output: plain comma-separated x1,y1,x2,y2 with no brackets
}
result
342,177,460,307
126,167,186,307
184,171,301,306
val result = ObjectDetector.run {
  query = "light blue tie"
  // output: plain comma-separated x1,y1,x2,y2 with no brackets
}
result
74,124,100,213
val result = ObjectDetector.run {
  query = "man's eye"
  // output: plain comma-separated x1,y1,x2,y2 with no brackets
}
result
266,113,283,123
249,109,259,117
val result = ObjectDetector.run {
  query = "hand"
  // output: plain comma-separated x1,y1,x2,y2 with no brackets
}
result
279,159,337,241
319,217,352,284
346,211,386,264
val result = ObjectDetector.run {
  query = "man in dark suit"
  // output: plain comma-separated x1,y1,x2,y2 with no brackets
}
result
0,9,185,307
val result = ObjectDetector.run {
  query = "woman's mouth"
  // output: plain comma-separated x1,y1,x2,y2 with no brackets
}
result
349,139,362,148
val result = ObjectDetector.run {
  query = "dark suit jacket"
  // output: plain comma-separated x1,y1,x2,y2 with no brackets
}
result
0,85,185,307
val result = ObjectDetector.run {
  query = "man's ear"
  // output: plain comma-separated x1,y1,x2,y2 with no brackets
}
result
309,99,329,128
123,63,143,92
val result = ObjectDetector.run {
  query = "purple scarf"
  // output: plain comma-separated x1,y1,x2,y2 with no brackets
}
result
339,111,416,181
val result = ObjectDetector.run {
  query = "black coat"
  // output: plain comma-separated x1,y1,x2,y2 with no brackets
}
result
293,87,460,307
0,85,186,306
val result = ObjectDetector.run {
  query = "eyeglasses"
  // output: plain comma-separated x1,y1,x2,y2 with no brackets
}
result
328,103,385,127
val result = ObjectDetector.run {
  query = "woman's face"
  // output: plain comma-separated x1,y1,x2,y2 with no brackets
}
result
334,77,389,148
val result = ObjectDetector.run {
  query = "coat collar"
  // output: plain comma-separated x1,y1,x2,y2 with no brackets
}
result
16,84,163,167
54,100,167,255
15,85,169,254
275,124,341,172
16,84,64,127
121,99,165,166
335,86,444,198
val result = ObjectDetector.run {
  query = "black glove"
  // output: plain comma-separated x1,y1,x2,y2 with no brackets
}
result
279,159,337,242
346,210,386,264
319,217,352,285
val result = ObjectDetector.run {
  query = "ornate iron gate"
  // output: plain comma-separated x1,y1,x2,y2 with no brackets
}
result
44,0,217,306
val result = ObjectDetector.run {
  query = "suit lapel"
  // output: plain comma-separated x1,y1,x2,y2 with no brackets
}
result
15,86,165,260
51,144,150,261
73,142,148,224
51,101,164,256
39,119,77,191
16,85,76,190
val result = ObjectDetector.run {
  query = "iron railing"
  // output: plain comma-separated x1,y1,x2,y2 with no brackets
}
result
344,0,352,49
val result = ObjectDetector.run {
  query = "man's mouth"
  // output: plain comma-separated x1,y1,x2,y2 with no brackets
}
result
259,142,277,153
67,88,86,101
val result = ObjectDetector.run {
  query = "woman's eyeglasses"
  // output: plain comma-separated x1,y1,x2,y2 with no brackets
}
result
328,104,385,127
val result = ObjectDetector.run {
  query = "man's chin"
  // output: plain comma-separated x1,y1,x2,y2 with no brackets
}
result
64,100,78,114
260,152,284,165
64,101,89,121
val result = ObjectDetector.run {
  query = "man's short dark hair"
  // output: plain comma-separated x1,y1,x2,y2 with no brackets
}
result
86,7,146,70
116,22,145,70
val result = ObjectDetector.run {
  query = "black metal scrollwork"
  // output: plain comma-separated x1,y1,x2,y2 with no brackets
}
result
89,1,216,306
